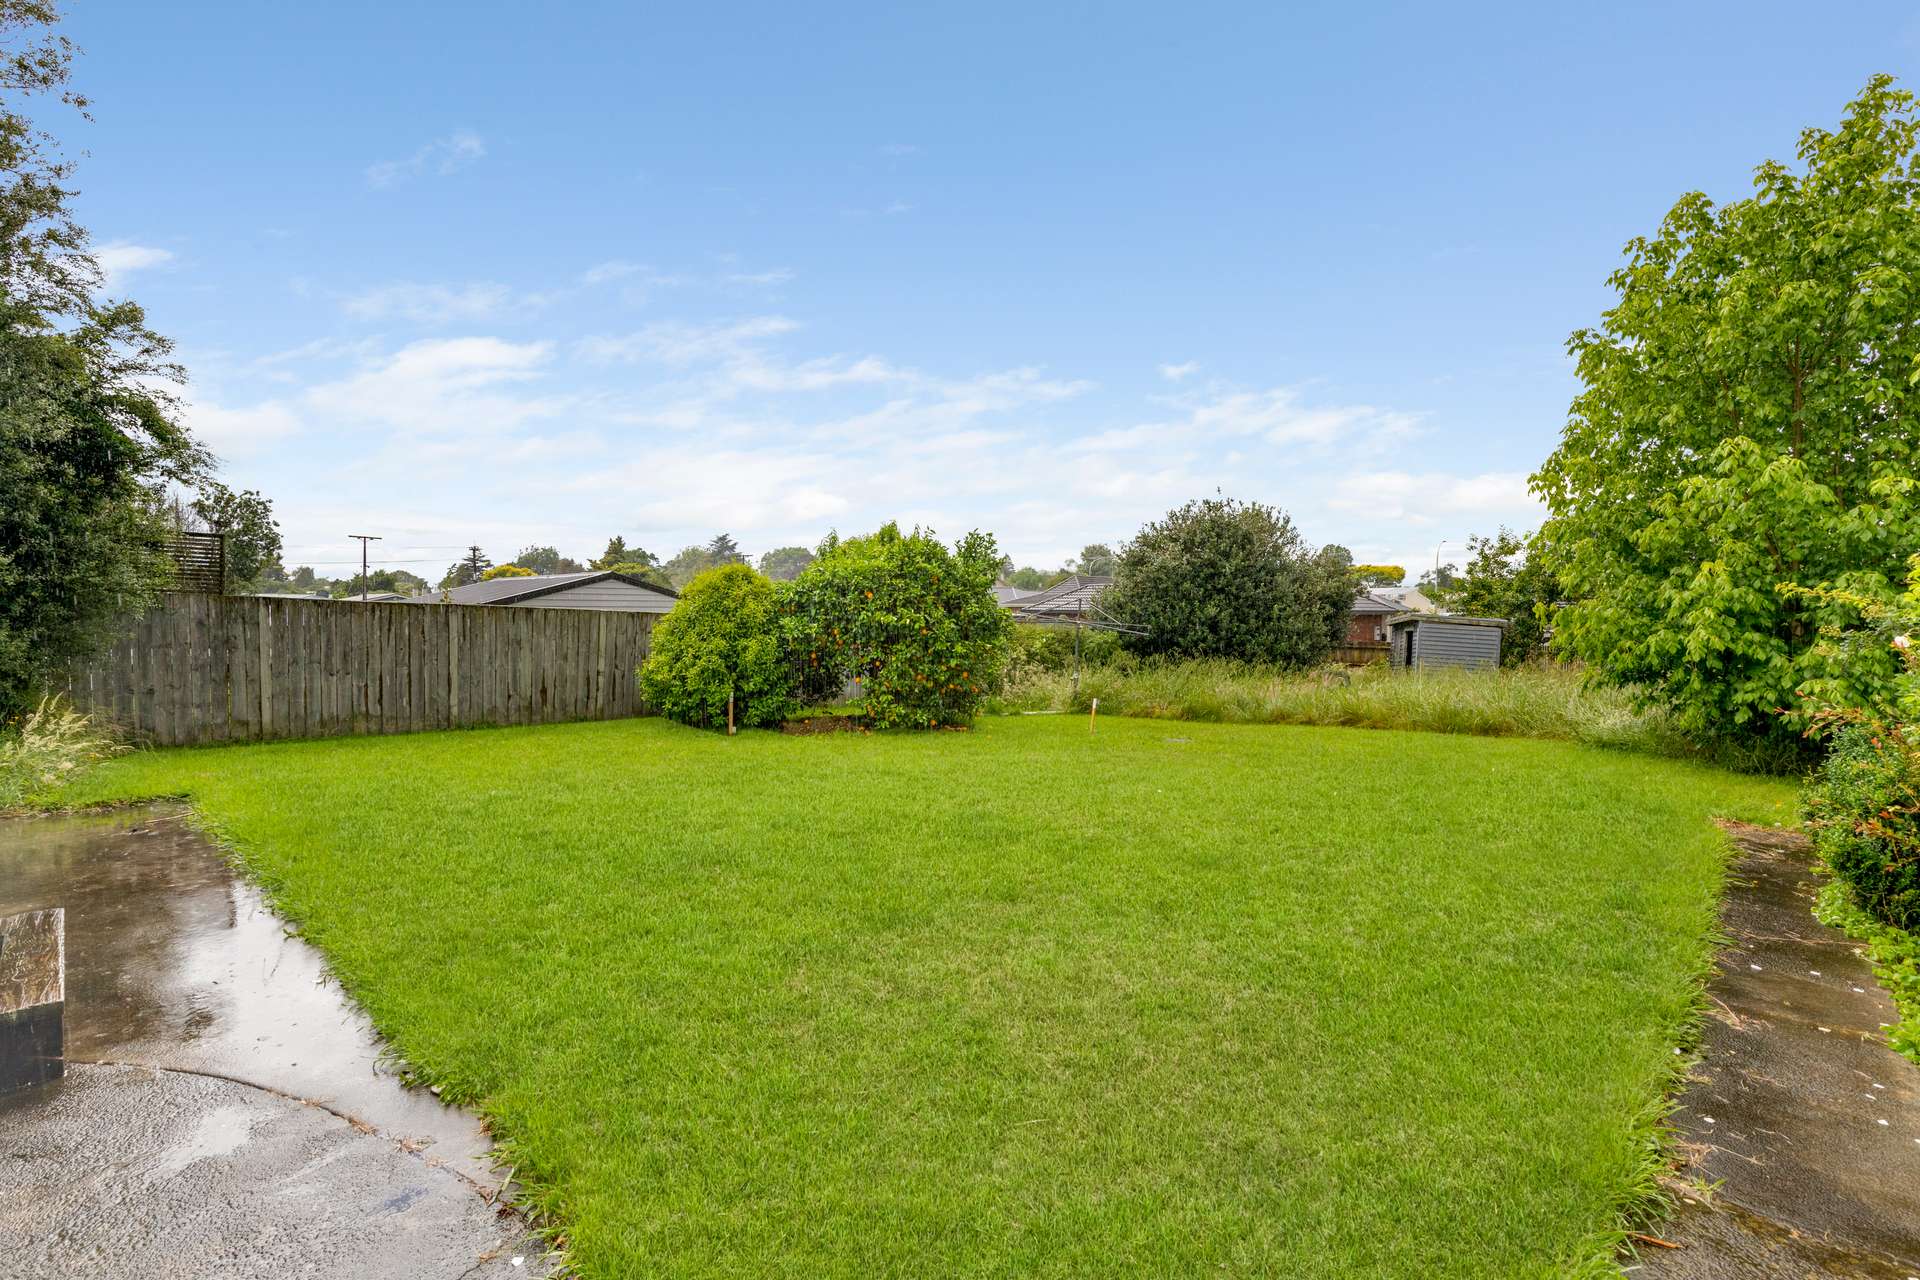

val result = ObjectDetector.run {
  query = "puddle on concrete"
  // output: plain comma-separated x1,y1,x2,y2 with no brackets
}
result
0,805,493,1184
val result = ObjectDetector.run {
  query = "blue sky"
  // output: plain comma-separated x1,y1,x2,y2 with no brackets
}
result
69,1,1920,581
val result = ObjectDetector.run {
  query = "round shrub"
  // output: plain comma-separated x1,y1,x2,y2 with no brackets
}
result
785,523,1010,729
1101,497,1352,667
639,564,795,730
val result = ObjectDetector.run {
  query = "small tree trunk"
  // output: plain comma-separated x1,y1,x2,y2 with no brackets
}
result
727,691,735,736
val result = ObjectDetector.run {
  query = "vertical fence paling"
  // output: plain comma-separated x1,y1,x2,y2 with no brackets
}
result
66,594,654,746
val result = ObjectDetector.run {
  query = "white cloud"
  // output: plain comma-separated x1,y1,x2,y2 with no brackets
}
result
578,316,802,366
341,281,517,324
366,130,486,188
95,241,174,286
304,337,561,435
1159,360,1199,381
878,143,920,156
181,397,302,458
1327,470,1540,522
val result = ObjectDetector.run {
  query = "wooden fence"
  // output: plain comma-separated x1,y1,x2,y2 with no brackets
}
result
65,593,656,746
1332,642,1390,666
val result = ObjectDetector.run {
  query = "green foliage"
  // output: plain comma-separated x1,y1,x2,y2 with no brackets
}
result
1075,543,1116,576
440,545,492,588
784,523,1011,729
1535,76,1920,750
1797,560,1920,931
1004,622,1123,682
333,568,427,598
1806,727,1920,930
604,561,672,589
0,2,205,718
0,696,122,809
591,536,656,572
482,563,535,580
757,545,815,581
1425,528,1560,665
1352,564,1405,586
1102,497,1352,667
515,545,586,575
640,564,795,730
1002,564,1070,592
662,534,749,588
192,482,282,589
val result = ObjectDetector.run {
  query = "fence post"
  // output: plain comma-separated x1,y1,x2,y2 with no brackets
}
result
257,599,272,738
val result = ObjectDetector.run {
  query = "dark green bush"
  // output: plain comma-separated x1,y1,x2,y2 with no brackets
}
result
639,564,795,730
1101,496,1352,667
1806,726,1920,931
785,523,1010,729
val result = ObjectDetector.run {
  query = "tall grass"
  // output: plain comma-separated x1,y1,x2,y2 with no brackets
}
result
993,659,1785,766
0,697,125,810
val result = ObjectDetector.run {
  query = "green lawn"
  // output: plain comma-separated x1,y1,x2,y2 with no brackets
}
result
57,716,1794,1278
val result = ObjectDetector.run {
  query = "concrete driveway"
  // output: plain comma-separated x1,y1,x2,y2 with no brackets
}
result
0,807,556,1279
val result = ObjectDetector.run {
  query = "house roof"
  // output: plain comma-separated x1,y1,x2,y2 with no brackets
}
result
1010,574,1113,616
416,571,679,607
1387,612,1508,629
1351,589,1406,615
992,586,1039,606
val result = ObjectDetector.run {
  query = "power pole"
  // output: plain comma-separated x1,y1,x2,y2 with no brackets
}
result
349,534,382,600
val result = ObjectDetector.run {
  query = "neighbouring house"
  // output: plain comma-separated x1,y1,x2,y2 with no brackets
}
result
1346,586,1440,649
992,585,1039,606
1387,613,1506,671
413,570,679,613
1367,585,1437,614
1007,574,1113,621
1347,589,1406,645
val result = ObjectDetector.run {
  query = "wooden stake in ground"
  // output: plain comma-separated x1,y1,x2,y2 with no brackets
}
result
1089,697,1098,734
727,691,735,736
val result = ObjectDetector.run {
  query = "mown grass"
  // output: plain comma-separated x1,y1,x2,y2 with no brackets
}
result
994,660,1794,770
52,716,1794,1278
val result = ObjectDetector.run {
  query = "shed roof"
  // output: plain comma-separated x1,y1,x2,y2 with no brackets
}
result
1010,574,1113,616
1386,612,1508,629
416,571,679,607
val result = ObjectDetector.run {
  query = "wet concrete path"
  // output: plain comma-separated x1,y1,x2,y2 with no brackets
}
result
0,806,554,1279
1632,824,1920,1279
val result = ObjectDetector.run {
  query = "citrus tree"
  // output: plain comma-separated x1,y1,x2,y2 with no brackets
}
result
785,524,1010,729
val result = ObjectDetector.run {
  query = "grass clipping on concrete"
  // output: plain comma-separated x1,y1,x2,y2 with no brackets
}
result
56,715,1794,1278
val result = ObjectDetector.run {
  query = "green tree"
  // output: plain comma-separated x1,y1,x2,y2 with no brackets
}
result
604,561,673,589
190,482,281,590
639,564,795,730
757,545,815,581
785,523,1011,729
1076,543,1116,576
706,532,745,565
1534,76,1920,749
514,544,585,575
1353,564,1405,587
1102,497,1352,666
1424,529,1559,665
440,545,490,589
0,2,205,717
591,536,656,571
335,568,427,598
1004,565,1070,591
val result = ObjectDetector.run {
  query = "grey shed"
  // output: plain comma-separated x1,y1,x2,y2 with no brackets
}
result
1386,613,1505,671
